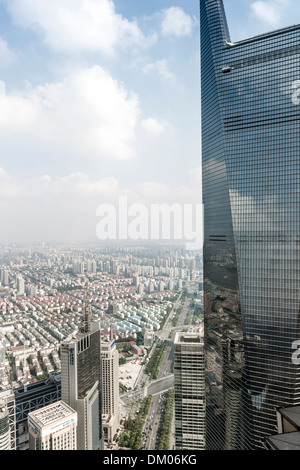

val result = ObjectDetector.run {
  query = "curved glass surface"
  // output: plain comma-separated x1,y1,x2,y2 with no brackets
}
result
201,0,300,450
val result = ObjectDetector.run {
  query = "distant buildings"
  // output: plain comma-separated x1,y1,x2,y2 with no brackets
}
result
87,260,97,274
174,327,205,450
28,401,77,450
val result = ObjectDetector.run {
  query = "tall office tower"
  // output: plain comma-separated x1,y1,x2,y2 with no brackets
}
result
28,401,77,450
174,327,206,450
60,285,104,450
0,401,11,450
201,0,300,450
101,337,120,443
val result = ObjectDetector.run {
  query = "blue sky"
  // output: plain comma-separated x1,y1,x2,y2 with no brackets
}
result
0,0,299,243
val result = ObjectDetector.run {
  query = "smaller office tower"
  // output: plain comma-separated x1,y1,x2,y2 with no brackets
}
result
0,401,10,450
28,401,77,450
101,336,120,443
174,326,206,450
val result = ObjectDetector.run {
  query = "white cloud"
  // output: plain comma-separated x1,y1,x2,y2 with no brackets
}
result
141,117,170,135
161,7,197,38
190,166,202,185
0,167,201,243
0,37,15,66
0,66,140,161
251,0,289,26
142,59,176,82
4,0,156,54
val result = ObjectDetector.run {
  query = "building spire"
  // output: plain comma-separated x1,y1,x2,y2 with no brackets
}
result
201,0,231,49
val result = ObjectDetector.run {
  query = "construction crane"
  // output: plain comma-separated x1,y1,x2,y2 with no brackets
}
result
81,279,92,334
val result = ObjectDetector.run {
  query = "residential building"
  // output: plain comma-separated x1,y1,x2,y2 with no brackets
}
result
0,401,11,450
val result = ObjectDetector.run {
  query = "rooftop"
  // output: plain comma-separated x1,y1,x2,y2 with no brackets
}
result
266,432,300,451
29,401,75,427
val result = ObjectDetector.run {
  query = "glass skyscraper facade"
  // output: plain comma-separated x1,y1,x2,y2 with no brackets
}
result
201,0,300,449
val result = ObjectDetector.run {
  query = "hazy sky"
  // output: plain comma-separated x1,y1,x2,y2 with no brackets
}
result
0,0,299,243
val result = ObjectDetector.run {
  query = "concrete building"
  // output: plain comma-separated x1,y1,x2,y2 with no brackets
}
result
174,326,205,450
0,389,16,450
133,275,139,287
101,337,120,443
0,340,5,364
143,329,156,347
0,401,11,450
28,401,77,450
17,277,25,295
87,260,97,274
1,270,9,287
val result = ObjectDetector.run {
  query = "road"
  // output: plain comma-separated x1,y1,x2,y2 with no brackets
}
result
120,281,200,450
143,282,198,450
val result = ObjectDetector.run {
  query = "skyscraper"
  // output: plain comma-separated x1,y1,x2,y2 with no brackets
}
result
60,284,103,450
201,0,300,450
174,327,206,450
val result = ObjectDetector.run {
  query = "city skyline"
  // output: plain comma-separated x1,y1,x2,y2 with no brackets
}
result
0,0,299,243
